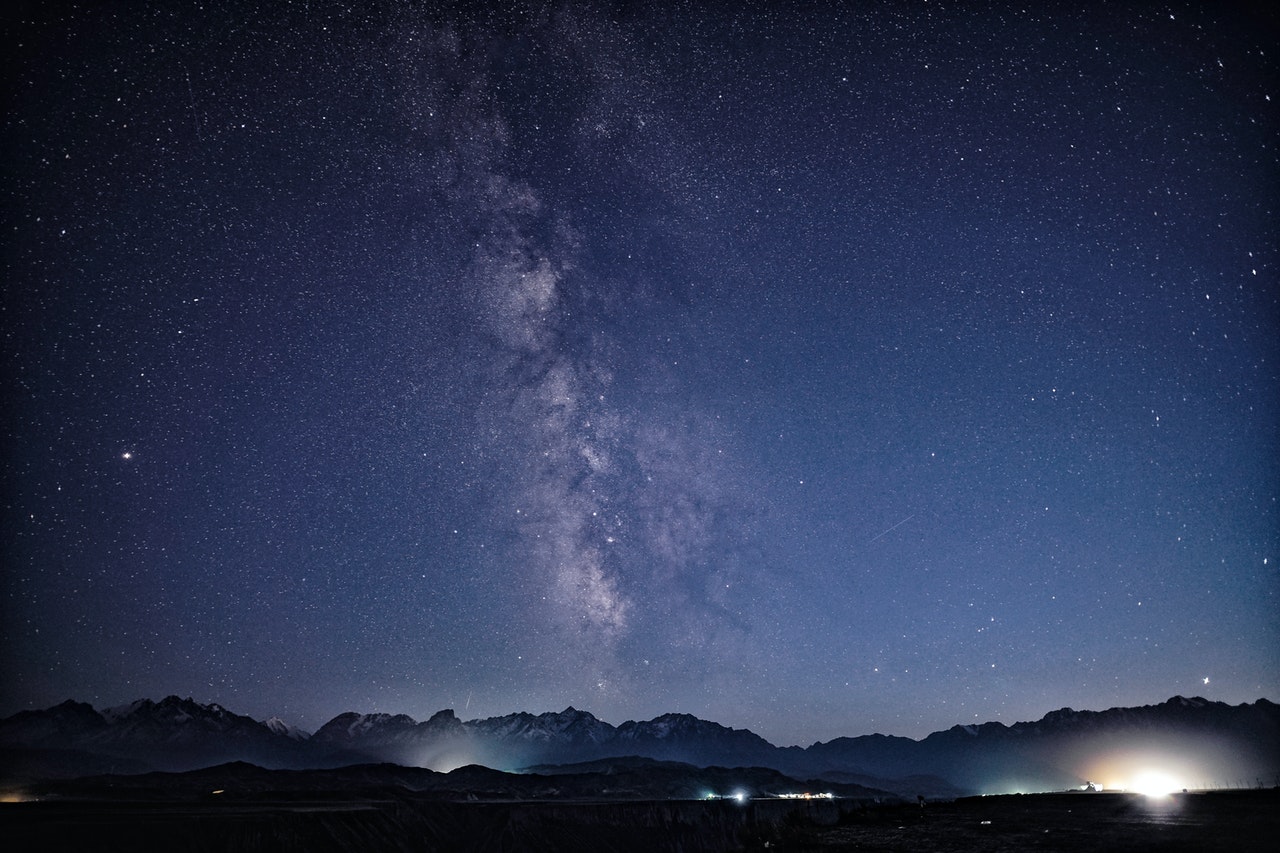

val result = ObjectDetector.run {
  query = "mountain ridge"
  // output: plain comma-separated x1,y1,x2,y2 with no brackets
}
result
2,695,1276,796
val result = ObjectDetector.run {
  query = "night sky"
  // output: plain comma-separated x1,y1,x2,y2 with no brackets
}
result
3,1,1277,747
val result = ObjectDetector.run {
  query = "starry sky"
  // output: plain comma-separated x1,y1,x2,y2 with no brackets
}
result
3,1,1277,747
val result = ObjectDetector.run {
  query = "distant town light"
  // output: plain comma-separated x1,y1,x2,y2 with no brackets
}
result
779,792,834,799
1131,771,1181,798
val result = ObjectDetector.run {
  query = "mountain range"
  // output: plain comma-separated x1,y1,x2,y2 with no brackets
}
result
2,695,1276,796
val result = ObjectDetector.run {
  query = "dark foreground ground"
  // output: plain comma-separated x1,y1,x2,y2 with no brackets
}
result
778,790,1278,852
3,789,1276,852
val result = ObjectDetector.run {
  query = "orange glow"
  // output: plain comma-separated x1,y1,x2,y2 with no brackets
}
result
1079,748,1199,795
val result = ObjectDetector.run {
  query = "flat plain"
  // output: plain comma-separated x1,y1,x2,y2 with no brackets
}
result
2,788,1275,851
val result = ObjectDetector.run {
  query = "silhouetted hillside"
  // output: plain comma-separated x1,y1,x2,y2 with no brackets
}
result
3,695,1276,795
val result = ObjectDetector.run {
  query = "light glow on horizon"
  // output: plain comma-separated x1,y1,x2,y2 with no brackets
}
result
1129,771,1181,798
1079,745,1212,796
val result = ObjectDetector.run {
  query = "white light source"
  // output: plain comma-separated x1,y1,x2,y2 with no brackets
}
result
1131,771,1180,798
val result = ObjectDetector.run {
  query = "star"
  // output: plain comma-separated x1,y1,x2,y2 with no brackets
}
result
3,0,1274,752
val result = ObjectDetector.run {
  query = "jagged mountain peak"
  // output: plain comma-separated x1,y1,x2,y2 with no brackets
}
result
45,698,103,719
647,712,704,725
424,709,459,724
616,712,761,741
1044,706,1078,720
263,716,311,740
4,695,1275,794
312,711,421,743
467,706,613,746
102,695,234,724
0,698,106,747
102,699,151,722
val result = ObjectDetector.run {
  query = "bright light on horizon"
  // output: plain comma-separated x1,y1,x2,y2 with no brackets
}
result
1081,746,1207,796
1130,771,1182,798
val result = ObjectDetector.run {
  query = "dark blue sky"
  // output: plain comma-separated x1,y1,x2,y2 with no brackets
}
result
3,0,1277,746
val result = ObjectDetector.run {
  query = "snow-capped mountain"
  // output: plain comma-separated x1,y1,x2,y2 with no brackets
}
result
796,696,1280,792
0,695,314,773
3,695,1276,795
313,711,422,744
311,706,619,768
611,712,779,767
263,716,311,741
468,706,615,746
92,696,262,745
309,708,472,769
